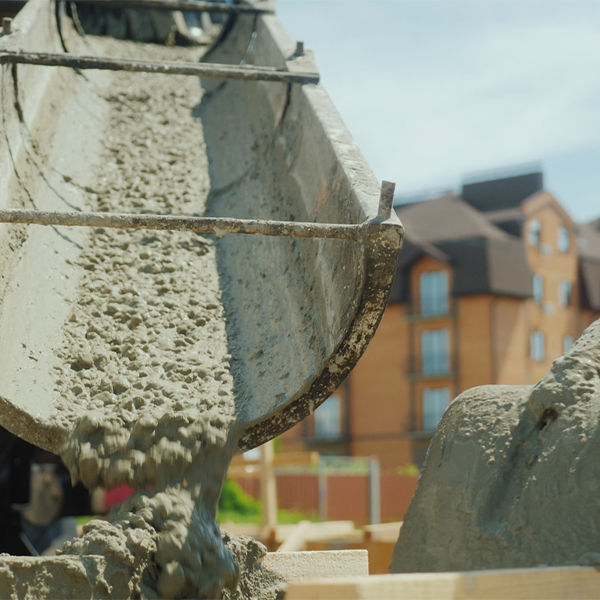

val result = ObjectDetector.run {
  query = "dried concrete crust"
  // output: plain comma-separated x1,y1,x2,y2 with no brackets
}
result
0,555,110,600
0,549,368,600
0,533,286,600
391,318,600,573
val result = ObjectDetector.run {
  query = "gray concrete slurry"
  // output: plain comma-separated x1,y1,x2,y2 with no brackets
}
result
392,318,600,574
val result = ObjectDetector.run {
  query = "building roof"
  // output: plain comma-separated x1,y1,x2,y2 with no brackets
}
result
392,172,600,307
440,237,532,298
392,194,526,302
395,194,509,243
482,207,525,238
484,207,524,223
461,171,544,212
390,234,533,303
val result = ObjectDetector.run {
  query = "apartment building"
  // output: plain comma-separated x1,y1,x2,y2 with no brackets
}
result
281,172,600,468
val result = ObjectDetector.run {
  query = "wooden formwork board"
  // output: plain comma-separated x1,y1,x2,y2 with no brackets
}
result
284,566,600,600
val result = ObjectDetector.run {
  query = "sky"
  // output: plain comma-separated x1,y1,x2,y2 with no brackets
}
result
276,0,600,223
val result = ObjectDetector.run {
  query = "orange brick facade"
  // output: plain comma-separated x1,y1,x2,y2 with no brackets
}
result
280,192,600,470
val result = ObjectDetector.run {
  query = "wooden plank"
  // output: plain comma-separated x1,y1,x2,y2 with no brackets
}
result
348,540,396,575
284,566,600,600
220,522,262,538
363,521,402,543
260,440,277,534
303,522,361,542
278,522,363,553
264,550,368,581
276,521,362,545
222,520,362,546
277,520,312,552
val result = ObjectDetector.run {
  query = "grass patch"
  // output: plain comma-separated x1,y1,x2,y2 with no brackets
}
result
218,479,311,524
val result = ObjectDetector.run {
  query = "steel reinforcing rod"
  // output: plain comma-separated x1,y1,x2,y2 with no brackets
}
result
0,185,397,242
0,209,379,241
0,52,320,84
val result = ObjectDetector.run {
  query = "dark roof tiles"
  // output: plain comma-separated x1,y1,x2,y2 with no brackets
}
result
438,237,532,298
392,179,600,307
461,172,544,212
395,194,509,244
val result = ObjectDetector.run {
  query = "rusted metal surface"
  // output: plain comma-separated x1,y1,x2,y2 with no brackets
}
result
0,52,320,84
237,226,402,450
195,11,405,450
0,207,395,242
377,181,396,222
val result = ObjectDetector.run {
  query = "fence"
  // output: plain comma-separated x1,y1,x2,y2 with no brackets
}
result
232,456,419,526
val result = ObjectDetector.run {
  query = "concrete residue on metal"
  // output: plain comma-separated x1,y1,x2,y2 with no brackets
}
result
0,51,320,84
0,1,402,597
53,38,234,489
391,317,600,574
197,12,403,452
41,37,275,599
0,0,402,461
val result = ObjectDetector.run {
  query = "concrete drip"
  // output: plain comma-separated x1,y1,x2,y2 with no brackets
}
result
33,38,284,599
0,3,400,597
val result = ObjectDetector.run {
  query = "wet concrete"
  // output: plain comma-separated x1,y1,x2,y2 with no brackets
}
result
392,318,600,574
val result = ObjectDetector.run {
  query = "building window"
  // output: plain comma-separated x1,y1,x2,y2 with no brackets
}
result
559,280,571,307
528,219,541,246
421,329,449,375
563,335,574,353
314,395,341,439
423,388,450,432
419,271,449,316
533,275,543,304
558,227,570,253
530,331,545,362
